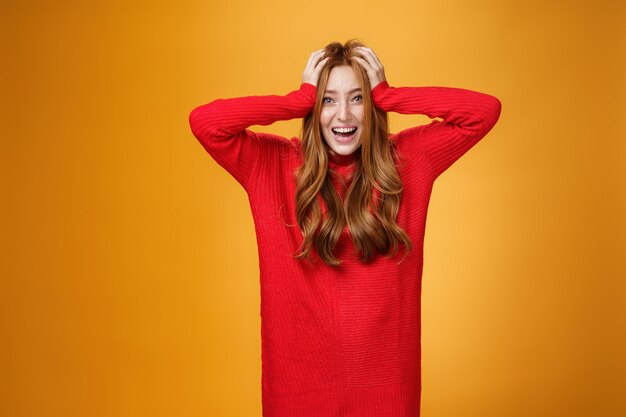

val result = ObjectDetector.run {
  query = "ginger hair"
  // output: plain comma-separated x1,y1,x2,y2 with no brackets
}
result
295,40,411,266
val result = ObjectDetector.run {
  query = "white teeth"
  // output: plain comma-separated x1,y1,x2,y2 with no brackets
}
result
332,127,357,134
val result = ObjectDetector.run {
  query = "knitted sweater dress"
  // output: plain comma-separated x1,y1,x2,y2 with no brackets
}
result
189,81,501,417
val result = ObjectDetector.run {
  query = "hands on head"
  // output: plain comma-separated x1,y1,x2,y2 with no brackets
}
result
301,45,386,89
301,50,329,86
352,47,386,89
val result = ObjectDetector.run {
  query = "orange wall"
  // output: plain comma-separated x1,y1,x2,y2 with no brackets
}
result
2,1,625,416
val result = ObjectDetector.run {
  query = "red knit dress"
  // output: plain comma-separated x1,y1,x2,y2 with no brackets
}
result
189,81,501,417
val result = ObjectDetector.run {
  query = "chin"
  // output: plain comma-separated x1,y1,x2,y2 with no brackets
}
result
323,133,362,157
333,147,359,156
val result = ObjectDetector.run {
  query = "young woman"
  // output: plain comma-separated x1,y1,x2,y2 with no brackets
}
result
189,40,501,417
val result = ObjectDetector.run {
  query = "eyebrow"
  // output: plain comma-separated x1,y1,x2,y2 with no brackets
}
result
324,88,362,94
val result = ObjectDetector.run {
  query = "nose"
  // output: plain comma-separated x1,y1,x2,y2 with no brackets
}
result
337,102,350,121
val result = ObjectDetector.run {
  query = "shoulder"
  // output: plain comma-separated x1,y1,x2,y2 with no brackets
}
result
390,124,427,154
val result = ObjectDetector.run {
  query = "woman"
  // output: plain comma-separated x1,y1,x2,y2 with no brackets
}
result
189,40,501,417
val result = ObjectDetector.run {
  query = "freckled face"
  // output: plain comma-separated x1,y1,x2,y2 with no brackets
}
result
320,65,365,157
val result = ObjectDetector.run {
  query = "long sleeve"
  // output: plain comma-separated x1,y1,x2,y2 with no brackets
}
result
189,83,317,188
372,81,501,178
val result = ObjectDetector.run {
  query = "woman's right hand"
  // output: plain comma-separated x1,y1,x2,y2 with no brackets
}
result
301,49,329,86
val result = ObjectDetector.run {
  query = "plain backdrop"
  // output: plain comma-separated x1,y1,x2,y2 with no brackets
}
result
2,0,625,416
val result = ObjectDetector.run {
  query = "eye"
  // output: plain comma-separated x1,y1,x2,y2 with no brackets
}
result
352,95,363,102
322,97,333,104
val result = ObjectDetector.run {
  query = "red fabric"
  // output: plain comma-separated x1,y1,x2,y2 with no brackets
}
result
189,81,501,417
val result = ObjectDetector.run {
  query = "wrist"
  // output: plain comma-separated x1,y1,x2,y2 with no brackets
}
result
300,82,318,103
371,81,390,105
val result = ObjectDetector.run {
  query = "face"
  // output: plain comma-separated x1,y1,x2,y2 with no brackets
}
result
319,65,365,157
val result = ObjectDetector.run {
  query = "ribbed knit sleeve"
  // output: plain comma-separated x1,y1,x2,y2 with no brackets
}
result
372,81,501,177
189,83,317,188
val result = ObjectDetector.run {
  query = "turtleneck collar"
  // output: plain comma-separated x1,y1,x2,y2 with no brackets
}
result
328,149,359,168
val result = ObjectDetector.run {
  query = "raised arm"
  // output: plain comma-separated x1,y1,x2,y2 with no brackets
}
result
188,50,328,188
188,85,315,188
374,82,501,177
355,47,502,178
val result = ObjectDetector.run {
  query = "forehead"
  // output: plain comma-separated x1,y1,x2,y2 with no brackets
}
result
326,65,360,91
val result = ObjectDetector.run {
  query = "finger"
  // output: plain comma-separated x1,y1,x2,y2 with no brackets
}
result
306,50,325,69
357,47,382,69
364,48,383,68
352,56,374,72
355,51,378,73
310,57,329,82
354,47,372,63
310,49,325,60
314,56,329,71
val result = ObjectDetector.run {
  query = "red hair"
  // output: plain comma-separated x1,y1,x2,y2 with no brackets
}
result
295,40,411,265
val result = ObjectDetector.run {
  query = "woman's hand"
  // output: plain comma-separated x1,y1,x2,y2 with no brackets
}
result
353,47,386,89
302,49,329,86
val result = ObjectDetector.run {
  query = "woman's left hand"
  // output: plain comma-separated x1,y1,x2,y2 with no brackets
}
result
353,47,386,89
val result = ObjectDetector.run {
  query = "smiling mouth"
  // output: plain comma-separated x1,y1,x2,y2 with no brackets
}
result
331,127,357,141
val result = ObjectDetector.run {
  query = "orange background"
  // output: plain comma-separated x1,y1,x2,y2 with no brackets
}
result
2,1,625,416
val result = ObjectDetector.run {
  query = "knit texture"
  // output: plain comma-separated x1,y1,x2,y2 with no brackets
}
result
189,81,501,417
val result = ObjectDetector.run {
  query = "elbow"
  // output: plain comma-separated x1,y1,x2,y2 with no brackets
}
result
188,103,234,154
481,94,502,133
188,105,206,141
490,95,502,125
188,103,222,146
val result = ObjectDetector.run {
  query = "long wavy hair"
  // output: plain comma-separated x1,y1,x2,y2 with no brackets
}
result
294,40,412,266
